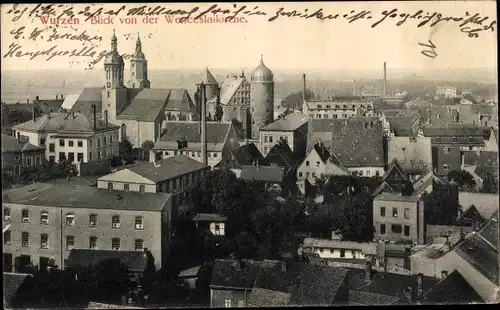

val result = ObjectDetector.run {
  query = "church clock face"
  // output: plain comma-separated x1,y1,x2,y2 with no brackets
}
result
107,82,111,88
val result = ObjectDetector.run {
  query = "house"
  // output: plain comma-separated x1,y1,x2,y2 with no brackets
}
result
67,249,149,275
436,86,457,98
178,265,203,290
210,259,350,307
1,134,45,177
411,170,445,198
386,115,420,137
3,272,37,308
2,182,172,272
307,117,385,177
373,193,425,244
372,159,411,197
193,213,227,236
302,97,374,120
240,164,285,193
458,192,499,220
263,140,296,172
387,131,433,180
259,112,309,161
11,110,120,176
299,238,378,265
214,143,265,177
151,121,240,168
97,155,209,221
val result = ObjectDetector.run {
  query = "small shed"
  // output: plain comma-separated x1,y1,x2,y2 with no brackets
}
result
178,265,202,290
192,213,227,236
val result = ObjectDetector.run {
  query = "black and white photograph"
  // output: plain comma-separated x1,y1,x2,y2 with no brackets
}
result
1,1,498,308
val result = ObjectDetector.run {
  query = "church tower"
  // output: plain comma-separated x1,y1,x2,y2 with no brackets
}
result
250,55,274,139
128,33,151,89
102,30,128,122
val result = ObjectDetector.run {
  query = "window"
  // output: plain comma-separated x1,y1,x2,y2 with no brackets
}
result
404,208,410,219
66,236,74,250
380,207,386,217
329,249,334,254
391,224,402,234
135,216,144,230
77,140,83,147
340,249,346,258
306,172,310,178
40,211,49,224
22,209,29,222
68,152,75,162
404,225,410,236
306,161,310,166
319,248,324,253
59,139,65,147
443,164,450,170
380,224,386,235
49,156,55,162
89,140,92,147
392,208,398,218
174,150,178,156
4,230,11,245
215,224,221,234
41,234,49,249
452,137,457,143
75,152,83,162
89,237,97,250
112,238,120,250
312,172,316,178
124,184,130,191
237,299,244,307
139,185,145,192
26,157,32,166
109,135,113,144
223,298,232,308
65,214,75,226
108,182,113,190
35,156,41,166
89,214,97,227
68,140,74,147
316,161,320,167
298,172,303,177
112,215,120,228
4,208,11,221
103,136,107,144
59,152,66,161
40,138,46,146
135,239,144,251
22,232,29,247
97,138,100,148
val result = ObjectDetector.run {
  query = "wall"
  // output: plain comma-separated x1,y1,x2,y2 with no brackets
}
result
97,180,156,193
293,123,308,163
78,159,111,177
260,131,294,157
373,199,419,243
312,247,367,260
1,149,45,175
2,203,165,270
155,149,223,168
211,288,248,308
250,81,274,140
297,149,326,183
347,167,384,178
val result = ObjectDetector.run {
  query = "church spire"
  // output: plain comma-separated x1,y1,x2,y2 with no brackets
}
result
111,29,117,52
136,32,142,53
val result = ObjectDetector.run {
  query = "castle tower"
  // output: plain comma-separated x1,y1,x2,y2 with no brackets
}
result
196,68,220,118
102,30,128,122
128,33,150,89
250,55,274,139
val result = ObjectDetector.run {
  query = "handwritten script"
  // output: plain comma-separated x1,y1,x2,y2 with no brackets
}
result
418,40,438,59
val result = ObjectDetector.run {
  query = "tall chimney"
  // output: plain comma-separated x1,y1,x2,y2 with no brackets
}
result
32,106,36,122
353,79,356,96
201,82,208,166
91,104,97,130
383,62,387,96
302,74,307,103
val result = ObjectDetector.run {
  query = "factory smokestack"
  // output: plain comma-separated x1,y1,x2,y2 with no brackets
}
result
353,79,356,96
201,82,208,166
302,74,307,103
383,62,387,96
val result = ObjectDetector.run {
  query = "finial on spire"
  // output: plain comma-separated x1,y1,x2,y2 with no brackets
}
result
261,54,263,62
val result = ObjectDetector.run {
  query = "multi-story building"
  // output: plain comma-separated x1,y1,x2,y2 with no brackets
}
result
214,143,265,178
2,182,172,272
1,134,45,176
11,110,119,175
259,112,309,160
302,97,374,120
373,193,425,244
150,121,240,168
97,155,209,221
299,238,379,265
436,86,457,98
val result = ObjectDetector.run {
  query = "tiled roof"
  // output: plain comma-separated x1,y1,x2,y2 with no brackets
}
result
381,159,408,181
192,213,227,222
388,137,433,174
3,273,35,307
302,238,377,255
1,134,44,153
405,99,433,108
211,259,280,289
264,142,296,169
240,165,285,183
349,290,402,305
411,171,443,197
422,124,484,137
421,270,483,304
153,121,232,152
219,76,247,105
117,88,171,121
214,143,265,169
383,109,420,118
12,112,119,133
2,183,171,212
248,288,292,307
69,87,103,116
34,99,64,114
374,192,420,202
122,155,207,183
309,117,384,167
260,112,309,132
311,142,331,163
178,265,201,278
67,249,148,272
199,68,219,85
387,116,419,136
165,89,196,112
459,192,499,220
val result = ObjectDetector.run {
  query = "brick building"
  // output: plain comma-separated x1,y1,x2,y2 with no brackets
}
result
1,134,45,177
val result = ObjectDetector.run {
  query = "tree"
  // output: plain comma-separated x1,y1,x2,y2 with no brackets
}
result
214,104,223,122
423,183,460,225
448,170,476,191
119,138,134,164
82,259,133,304
481,171,498,194
281,89,316,109
57,159,79,180
141,140,155,161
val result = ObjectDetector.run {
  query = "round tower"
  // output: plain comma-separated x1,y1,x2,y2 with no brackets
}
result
197,68,220,102
104,29,124,89
250,55,274,139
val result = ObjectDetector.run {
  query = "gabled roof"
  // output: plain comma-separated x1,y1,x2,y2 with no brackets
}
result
374,192,420,202
219,76,248,105
199,68,219,85
459,192,499,220
248,288,292,307
260,112,309,132
67,249,148,272
2,183,171,212
240,165,285,183
211,259,280,289
192,213,227,222
12,112,119,134
117,88,171,121
349,290,402,305
69,87,103,115
264,142,296,169
421,270,483,304
382,159,408,181
1,134,44,153
422,124,484,137
153,121,233,152
411,170,444,197
312,142,331,163
3,273,35,307
123,155,207,183
388,137,433,174
165,89,197,112
387,116,419,136
214,143,265,169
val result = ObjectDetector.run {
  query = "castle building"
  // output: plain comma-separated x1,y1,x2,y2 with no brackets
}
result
250,56,274,140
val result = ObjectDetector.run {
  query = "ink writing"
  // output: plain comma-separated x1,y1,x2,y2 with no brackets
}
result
418,40,438,59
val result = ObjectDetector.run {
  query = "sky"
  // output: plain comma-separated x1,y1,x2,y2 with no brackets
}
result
0,2,497,71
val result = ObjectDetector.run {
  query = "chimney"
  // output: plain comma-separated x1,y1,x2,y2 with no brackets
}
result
353,79,356,96
281,260,287,272
364,261,372,281
32,106,36,122
256,159,260,169
36,95,40,101
26,99,29,104
56,95,59,100
302,74,307,103
383,62,387,96
201,82,208,166
61,94,64,100
104,110,108,127
416,273,423,299
91,104,97,130
72,112,76,119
